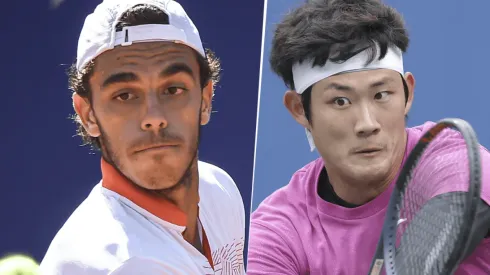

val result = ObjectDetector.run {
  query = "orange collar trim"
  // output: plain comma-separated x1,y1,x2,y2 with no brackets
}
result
100,158,187,227
202,227,214,269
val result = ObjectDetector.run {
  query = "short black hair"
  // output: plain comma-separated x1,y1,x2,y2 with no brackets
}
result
69,4,221,150
270,0,410,122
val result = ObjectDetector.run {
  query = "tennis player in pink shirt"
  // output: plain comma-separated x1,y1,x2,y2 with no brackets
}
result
247,1,490,274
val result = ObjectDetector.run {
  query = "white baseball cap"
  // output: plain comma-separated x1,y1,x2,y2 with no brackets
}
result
76,0,205,72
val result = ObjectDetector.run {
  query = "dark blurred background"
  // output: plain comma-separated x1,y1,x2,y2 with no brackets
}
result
0,0,263,264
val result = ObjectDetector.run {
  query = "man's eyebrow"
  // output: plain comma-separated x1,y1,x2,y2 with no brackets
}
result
325,82,354,92
102,72,139,89
369,76,395,88
101,63,196,89
324,76,396,92
159,63,195,80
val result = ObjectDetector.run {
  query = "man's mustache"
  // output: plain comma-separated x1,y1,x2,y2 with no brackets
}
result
129,129,184,151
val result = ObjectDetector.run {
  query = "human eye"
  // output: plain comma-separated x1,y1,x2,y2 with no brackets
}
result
374,91,391,101
331,97,351,107
164,86,188,95
114,92,138,101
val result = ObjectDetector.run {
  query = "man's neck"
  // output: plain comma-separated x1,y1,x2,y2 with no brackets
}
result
100,157,203,250
163,162,201,248
327,174,393,205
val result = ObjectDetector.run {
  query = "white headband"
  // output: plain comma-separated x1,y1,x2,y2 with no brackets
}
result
291,44,405,151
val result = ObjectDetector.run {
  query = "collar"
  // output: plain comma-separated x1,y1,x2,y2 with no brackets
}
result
100,158,187,227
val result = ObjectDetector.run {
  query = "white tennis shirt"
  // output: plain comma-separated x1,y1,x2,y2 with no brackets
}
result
40,159,246,275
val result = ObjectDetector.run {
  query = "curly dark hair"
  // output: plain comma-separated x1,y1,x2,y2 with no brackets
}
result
69,4,221,150
270,0,410,122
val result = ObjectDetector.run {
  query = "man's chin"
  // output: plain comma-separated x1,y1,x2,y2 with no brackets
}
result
132,168,182,188
347,162,391,181
124,147,198,191
132,161,193,189
144,178,181,190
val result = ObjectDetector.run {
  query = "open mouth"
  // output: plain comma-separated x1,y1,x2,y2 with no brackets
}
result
358,149,381,154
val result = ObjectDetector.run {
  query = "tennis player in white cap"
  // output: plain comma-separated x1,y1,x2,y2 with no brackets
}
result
40,1,245,274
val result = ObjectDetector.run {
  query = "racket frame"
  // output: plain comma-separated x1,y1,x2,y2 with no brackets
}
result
368,118,482,275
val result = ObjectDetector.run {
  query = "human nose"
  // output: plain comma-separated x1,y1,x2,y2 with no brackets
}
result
140,94,168,133
354,104,380,138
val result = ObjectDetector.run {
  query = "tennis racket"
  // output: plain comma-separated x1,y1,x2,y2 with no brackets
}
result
368,118,482,275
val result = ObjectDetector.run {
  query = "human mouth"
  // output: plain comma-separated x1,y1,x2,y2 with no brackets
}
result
353,147,383,157
135,143,178,154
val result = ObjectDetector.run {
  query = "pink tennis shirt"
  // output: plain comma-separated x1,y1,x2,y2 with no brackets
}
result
247,121,490,275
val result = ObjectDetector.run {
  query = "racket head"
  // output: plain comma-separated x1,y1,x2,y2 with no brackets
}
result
381,118,482,275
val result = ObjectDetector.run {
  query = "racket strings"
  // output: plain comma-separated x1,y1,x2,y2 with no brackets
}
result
393,130,471,275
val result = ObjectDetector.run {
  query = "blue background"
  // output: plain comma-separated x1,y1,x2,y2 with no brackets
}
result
252,0,490,211
0,0,263,262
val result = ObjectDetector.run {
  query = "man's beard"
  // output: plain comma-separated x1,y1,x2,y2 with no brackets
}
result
97,114,202,196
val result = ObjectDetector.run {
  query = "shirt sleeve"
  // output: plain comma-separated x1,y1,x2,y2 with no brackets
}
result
246,221,301,275
456,238,490,275
215,166,247,274
409,131,490,205
40,261,108,275
109,257,198,275
404,132,490,272
234,181,246,275
238,192,246,275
